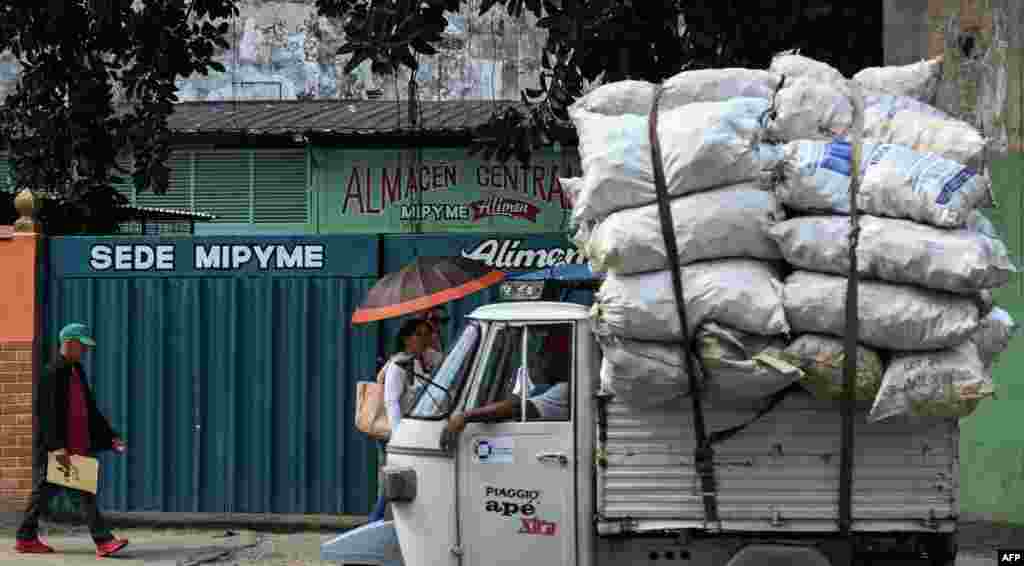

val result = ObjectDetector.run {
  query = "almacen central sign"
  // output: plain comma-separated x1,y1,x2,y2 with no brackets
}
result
314,147,580,234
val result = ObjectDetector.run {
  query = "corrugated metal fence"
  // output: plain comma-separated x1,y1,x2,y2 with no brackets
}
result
44,236,379,514
42,232,578,514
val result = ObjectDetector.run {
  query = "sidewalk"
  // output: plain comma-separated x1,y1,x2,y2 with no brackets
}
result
104,512,366,533
0,512,356,566
1,510,366,533
0,527,270,566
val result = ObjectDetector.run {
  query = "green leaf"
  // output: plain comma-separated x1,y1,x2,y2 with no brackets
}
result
479,0,500,15
344,50,373,74
542,0,562,12
411,38,438,56
394,45,418,71
336,43,360,55
536,15,557,28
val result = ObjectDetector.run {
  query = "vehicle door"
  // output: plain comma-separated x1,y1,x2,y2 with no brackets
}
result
457,322,577,566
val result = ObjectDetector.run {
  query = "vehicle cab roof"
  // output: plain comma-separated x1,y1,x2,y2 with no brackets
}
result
467,301,590,322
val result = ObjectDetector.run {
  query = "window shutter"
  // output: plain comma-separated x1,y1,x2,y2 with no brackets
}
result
253,149,308,224
134,152,192,211
0,150,11,193
194,150,250,223
110,155,135,203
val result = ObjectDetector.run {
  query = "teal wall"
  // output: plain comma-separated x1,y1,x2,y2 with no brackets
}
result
959,153,1024,524
44,235,380,513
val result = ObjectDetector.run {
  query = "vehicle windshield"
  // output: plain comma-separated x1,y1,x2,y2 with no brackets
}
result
407,322,482,419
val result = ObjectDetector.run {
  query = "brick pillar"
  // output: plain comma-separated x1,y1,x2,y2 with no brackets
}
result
0,189,42,513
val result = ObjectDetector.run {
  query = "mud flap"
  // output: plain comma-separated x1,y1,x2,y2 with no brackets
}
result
320,520,404,566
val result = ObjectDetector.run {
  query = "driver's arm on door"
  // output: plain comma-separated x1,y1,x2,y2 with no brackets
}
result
447,396,541,433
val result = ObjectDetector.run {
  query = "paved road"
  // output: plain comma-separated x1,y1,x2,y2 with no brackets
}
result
3,531,1006,565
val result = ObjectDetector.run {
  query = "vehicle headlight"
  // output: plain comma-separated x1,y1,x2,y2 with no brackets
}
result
382,468,417,503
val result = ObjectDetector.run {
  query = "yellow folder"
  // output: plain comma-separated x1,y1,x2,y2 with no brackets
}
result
46,451,99,494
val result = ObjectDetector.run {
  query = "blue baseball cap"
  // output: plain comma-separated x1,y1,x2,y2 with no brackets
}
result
59,323,96,346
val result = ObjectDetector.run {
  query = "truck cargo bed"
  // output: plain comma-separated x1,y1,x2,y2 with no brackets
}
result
596,390,958,534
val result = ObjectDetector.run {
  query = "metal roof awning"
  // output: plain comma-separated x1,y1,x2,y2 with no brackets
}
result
118,205,218,222
164,99,527,137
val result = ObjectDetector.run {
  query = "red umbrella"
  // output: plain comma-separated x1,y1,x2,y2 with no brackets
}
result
351,256,506,324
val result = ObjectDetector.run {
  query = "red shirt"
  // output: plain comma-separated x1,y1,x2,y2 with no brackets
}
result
67,366,91,456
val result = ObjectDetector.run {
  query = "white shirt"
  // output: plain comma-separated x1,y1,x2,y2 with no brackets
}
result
528,382,570,419
384,349,443,436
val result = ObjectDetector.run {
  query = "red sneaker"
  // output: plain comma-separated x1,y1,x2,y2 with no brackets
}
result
14,537,55,553
95,538,129,558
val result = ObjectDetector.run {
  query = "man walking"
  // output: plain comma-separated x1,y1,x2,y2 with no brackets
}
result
14,323,130,558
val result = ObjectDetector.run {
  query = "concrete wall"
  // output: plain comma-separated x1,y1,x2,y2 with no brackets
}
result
176,0,547,102
0,0,548,103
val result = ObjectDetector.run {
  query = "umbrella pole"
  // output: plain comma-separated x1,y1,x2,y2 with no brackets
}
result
375,237,388,369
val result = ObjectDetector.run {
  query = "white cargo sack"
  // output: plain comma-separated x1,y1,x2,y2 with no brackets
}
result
853,57,943,104
572,68,782,117
598,324,802,408
598,335,695,408
578,183,785,275
767,79,980,161
972,307,1017,368
570,98,780,223
593,259,789,342
781,334,884,402
864,91,949,120
697,323,803,402
863,110,987,165
562,176,583,209
769,51,846,85
769,81,981,162
771,140,993,227
768,214,1016,293
770,78,855,141
868,341,994,422
782,271,980,350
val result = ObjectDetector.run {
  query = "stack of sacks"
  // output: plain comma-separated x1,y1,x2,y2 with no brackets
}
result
564,67,849,407
565,55,1018,423
762,54,1017,422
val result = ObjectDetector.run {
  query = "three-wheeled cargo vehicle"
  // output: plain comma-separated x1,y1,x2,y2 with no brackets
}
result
323,264,958,566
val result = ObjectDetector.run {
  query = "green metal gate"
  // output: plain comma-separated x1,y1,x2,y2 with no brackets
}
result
43,235,379,514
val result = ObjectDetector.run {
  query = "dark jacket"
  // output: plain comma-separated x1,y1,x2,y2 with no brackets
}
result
33,355,119,455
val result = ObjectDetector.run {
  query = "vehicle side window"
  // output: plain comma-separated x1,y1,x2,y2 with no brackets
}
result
470,326,523,410
471,323,573,423
521,324,573,422
407,322,481,419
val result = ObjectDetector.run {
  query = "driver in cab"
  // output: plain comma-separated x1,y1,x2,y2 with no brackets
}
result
446,333,570,434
